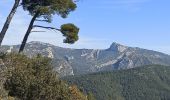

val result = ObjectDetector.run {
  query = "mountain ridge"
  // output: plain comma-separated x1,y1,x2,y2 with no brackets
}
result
2,41,169,56
1,41,170,77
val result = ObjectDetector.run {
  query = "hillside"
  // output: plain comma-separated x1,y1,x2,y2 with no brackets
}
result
64,65,170,100
1,41,170,76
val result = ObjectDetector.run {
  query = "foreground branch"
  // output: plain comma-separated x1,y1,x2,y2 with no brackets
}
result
35,19,49,22
33,25,61,31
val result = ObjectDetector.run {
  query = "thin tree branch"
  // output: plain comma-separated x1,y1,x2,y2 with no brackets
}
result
35,19,49,22
33,25,61,31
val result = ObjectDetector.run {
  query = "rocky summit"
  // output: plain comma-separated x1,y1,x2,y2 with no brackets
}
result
1,41,170,77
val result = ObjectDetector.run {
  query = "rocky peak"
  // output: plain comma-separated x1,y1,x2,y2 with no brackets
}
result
108,42,128,52
27,41,53,47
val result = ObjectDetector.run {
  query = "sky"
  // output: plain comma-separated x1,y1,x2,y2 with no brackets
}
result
0,0,170,54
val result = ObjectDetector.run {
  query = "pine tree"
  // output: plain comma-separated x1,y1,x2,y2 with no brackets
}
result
19,0,79,52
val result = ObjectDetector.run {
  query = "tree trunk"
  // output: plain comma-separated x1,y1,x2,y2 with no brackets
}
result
19,12,39,53
0,0,20,46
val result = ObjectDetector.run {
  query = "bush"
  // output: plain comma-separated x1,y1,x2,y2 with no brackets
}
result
2,53,87,100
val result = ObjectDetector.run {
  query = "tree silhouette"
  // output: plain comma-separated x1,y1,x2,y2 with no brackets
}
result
19,0,79,53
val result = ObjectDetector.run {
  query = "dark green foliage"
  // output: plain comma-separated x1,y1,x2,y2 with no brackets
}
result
64,65,170,100
2,53,87,100
22,0,76,19
0,60,8,99
61,23,79,44
0,52,7,59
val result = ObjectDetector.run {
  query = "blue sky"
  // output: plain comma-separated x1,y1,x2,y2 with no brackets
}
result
0,0,170,54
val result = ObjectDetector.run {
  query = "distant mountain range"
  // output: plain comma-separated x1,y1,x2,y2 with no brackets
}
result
1,41,170,76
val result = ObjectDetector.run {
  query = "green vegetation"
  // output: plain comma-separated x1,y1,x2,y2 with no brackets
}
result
64,65,170,100
87,92,96,100
0,53,89,100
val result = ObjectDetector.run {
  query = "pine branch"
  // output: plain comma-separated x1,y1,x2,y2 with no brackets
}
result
33,25,61,31
35,19,49,22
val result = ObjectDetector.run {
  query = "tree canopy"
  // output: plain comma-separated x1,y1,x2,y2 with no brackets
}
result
61,23,79,43
22,0,77,18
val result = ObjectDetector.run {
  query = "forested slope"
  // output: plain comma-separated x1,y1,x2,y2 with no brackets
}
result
64,65,170,100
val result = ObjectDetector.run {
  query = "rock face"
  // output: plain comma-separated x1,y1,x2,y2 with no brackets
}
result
1,41,170,77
